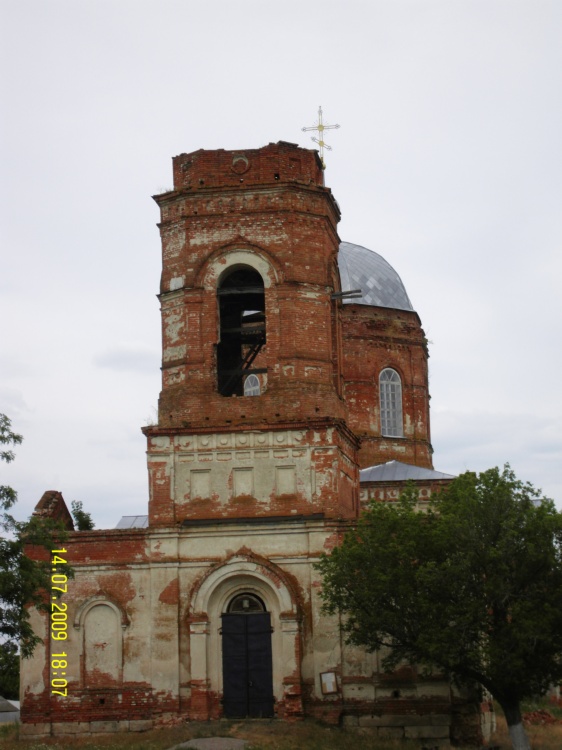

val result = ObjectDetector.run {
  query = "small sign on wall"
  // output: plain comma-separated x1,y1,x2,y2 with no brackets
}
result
320,671,338,695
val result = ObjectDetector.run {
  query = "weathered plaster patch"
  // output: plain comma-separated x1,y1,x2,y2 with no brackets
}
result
170,276,184,291
163,344,187,362
164,310,184,344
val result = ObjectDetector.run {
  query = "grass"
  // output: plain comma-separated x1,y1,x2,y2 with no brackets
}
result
483,696,562,750
0,721,419,750
522,695,562,721
1,704,561,750
0,718,509,750
491,710,562,750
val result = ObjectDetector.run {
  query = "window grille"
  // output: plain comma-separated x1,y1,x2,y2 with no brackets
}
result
380,368,403,437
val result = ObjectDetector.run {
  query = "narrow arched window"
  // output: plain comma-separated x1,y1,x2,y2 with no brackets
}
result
379,368,403,437
83,604,121,686
217,266,266,396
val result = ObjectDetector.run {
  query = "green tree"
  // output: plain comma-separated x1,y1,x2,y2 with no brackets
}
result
71,500,95,531
0,641,19,700
316,466,562,750
1,414,72,661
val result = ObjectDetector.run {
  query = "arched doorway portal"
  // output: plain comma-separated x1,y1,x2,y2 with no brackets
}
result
221,593,274,718
188,554,303,721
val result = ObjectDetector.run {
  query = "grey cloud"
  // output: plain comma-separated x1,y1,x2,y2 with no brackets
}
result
93,347,159,374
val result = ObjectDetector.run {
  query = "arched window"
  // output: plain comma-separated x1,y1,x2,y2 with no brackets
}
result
84,604,120,686
243,374,261,397
217,267,266,396
379,368,403,437
73,598,127,688
227,592,266,613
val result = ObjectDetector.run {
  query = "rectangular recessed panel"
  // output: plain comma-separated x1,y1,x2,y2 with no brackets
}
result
233,467,254,497
276,466,296,495
191,469,211,499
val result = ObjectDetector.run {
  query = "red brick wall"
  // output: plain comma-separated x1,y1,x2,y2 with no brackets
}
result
341,304,432,469
153,142,344,434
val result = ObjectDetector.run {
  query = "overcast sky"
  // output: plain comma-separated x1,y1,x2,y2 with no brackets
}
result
2,0,561,528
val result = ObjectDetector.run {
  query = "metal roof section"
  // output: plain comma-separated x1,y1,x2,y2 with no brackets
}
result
337,241,414,311
360,460,455,483
0,696,20,723
115,515,149,529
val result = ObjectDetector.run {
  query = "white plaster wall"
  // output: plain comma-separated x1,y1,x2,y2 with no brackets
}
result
21,608,48,699
24,520,448,719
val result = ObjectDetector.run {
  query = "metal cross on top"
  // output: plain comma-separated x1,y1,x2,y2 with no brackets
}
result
302,106,340,168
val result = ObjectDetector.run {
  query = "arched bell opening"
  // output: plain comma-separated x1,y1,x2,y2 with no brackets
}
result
217,266,266,397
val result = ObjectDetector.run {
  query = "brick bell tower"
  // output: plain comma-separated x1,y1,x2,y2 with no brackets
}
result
143,142,359,526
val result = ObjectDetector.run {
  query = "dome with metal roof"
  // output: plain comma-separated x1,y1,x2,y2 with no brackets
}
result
337,241,414,311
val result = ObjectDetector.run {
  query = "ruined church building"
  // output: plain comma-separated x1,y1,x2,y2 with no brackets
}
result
22,142,490,745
